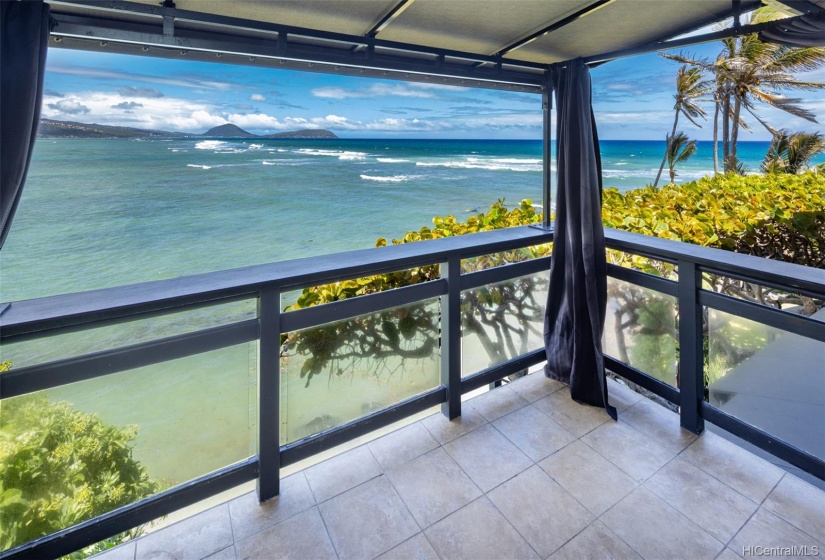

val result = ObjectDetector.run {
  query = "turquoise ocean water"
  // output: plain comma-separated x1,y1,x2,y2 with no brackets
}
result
2,137,811,303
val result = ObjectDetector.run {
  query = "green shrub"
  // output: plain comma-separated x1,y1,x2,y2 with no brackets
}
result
0,391,159,555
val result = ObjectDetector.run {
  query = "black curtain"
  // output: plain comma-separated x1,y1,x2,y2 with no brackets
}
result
1,0,51,250
543,59,616,420
759,11,825,47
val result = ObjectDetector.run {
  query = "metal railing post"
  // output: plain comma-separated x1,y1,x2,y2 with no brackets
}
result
678,260,704,434
441,256,462,419
257,288,280,501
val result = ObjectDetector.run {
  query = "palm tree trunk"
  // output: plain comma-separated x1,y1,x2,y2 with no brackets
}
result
731,94,742,165
653,112,679,187
722,89,731,171
712,99,720,175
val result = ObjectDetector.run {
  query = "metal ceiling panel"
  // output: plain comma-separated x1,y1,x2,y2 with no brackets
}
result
375,0,590,56
509,0,764,63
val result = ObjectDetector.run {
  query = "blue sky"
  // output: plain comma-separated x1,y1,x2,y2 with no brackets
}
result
41,39,824,141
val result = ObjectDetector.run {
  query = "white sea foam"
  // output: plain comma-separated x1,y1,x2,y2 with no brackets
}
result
376,158,410,163
248,144,264,150
360,174,420,183
416,156,542,172
295,148,367,160
194,140,229,150
187,164,212,170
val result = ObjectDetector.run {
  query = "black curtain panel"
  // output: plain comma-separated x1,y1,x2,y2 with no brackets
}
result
0,0,51,250
543,59,617,420
759,11,825,47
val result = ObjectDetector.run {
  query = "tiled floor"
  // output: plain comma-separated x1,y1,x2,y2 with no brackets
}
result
97,374,825,560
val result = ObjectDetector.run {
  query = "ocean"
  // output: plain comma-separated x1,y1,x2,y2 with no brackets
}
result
1,137,806,303
1,137,819,492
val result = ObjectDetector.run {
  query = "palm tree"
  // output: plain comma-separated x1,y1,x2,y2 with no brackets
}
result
664,8,825,172
653,65,711,187
762,130,825,174
666,132,697,183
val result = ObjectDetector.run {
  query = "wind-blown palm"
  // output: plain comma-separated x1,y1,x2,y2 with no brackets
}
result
663,8,825,172
762,130,825,174
653,65,711,187
666,131,697,183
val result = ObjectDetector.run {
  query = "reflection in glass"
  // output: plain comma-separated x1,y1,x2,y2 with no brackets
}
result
461,273,548,377
707,309,825,459
280,299,441,444
603,277,678,387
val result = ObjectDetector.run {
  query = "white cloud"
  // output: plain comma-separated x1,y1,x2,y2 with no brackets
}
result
250,93,267,102
49,65,233,91
46,99,90,115
311,83,438,99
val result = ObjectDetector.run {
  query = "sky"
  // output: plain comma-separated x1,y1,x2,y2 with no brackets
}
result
41,34,825,141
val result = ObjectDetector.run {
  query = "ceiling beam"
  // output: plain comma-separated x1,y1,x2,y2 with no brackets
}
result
365,0,414,37
492,0,617,57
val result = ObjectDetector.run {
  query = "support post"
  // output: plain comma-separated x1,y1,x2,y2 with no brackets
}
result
678,261,705,434
257,288,280,501
541,73,553,230
441,256,462,419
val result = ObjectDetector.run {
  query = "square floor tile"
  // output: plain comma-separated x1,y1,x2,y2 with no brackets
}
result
763,474,825,543
319,476,419,560
581,421,675,482
533,390,612,438
729,507,824,558
421,406,487,445
376,533,440,560
228,472,316,542
466,385,529,422
234,507,336,560
601,487,724,560
681,431,784,503
425,497,539,560
204,546,236,560
92,542,135,560
386,447,481,528
644,457,758,543
493,404,576,461
135,504,233,560
549,521,642,560
488,465,594,558
507,372,565,403
368,422,439,471
443,424,532,492
539,440,638,516
621,399,697,453
304,444,382,503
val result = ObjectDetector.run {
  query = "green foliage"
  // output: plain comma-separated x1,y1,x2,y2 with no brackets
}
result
0,392,159,554
666,131,697,183
603,171,825,267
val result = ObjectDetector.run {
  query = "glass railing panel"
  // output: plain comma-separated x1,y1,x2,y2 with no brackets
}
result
460,273,548,377
0,298,256,368
0,342,256,553
606,249,677,280
280,298,441,444
461,243,552,273
706,309,824,460
603,277,678,387
701,273,824,323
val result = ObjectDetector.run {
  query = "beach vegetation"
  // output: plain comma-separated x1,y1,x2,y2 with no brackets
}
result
762,130,825,174
665,131,698,183
0,378,159,557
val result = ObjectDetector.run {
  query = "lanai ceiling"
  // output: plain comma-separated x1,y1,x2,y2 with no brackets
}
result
47,0,824,91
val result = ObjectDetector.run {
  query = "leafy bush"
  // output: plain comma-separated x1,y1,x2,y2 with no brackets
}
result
0,388,159,555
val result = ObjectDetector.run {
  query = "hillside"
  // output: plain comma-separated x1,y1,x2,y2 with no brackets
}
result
38,119,338,139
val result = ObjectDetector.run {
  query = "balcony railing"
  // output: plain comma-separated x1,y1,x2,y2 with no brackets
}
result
1,225,823,558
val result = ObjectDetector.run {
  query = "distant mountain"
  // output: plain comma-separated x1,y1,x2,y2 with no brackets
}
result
38,119,338,140
202,123,256,137
38,119,182,139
